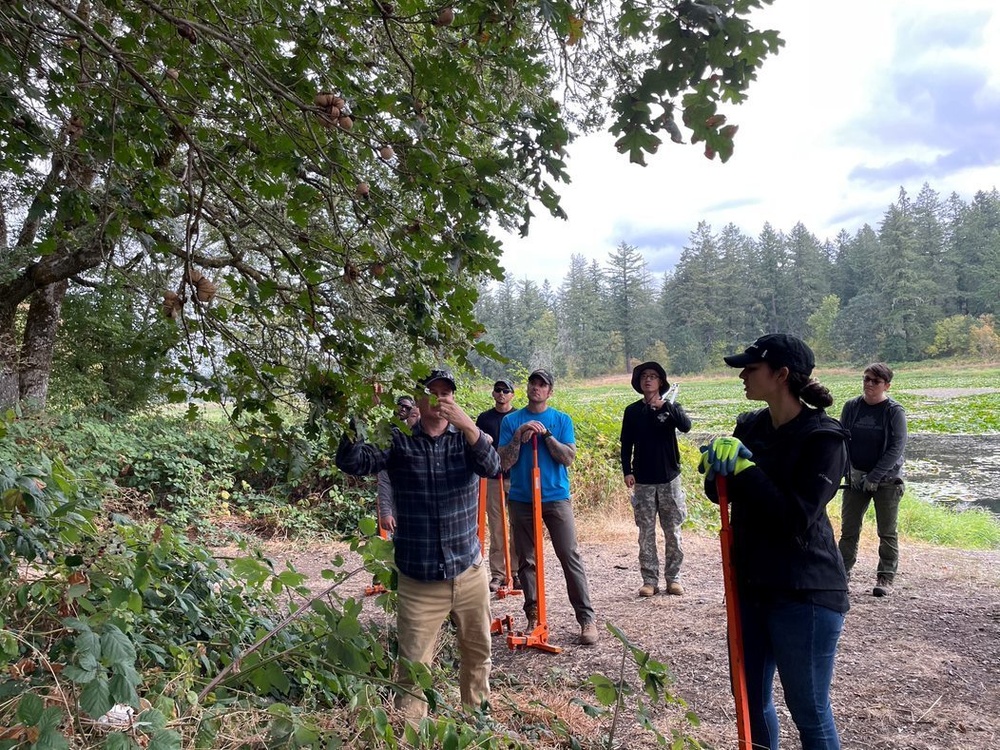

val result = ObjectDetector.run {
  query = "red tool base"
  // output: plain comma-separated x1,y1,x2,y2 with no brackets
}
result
494,585,522,600
491,615,562,653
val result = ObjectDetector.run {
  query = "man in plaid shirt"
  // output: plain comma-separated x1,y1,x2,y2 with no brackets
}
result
336,369,500,722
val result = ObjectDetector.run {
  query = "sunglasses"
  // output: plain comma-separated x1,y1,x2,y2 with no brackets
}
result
493,387,512,394
862,376,883,385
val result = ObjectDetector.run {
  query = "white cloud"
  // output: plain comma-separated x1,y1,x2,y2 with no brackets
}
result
496,1,1000,286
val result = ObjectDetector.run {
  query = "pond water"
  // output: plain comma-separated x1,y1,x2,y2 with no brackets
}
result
687,432,1000,518
904,433,1000,517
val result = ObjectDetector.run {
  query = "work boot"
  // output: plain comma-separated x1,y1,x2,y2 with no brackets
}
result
579,621,599,646
666,581,684,596
638,583,658,597
872,575,893,597
512,573,522,590
489,577,502,593
525,607,538,631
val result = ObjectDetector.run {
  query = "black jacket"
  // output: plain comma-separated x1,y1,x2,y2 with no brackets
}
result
620,400,692,484
708,407,850,599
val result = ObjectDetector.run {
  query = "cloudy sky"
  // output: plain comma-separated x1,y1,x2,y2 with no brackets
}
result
496,0,1000,286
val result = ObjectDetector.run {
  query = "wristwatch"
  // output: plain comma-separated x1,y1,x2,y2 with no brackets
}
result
542,430,553,439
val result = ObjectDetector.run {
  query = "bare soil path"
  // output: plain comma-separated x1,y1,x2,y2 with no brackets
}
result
261,525,1000,750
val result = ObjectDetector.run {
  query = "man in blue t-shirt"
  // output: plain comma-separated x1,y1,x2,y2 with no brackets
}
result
499,369,598,646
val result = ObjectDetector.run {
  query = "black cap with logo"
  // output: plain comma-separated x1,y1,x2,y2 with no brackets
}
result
723,333,815,376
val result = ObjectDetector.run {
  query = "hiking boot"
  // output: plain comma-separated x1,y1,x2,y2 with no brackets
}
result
666,581,684,596
579,621,599,646
638,583,658,597
512,574,522,590
872,576,893,597
525,607,538,631
489,577,502,593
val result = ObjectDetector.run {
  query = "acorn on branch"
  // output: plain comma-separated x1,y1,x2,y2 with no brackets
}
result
315,92,349,130
65,116,84,141
314,92,335,108
435,7,455,26
162,291,183,319
177,22,198,44
195,276,218,302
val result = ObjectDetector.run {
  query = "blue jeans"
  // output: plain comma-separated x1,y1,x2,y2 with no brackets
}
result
738,596,844,750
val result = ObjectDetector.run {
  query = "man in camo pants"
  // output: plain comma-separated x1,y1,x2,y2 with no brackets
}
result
620,361,692,597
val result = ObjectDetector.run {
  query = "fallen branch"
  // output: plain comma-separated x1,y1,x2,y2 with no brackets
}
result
193,565,367,706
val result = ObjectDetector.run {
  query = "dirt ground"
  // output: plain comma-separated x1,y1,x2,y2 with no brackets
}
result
263,521,1000,750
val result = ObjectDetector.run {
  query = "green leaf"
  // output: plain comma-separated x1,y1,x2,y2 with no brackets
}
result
585,673,620,706
16,692,44,725
101,626,137,665
109,672,140,706
79,673,112,718
147,729,182,750
137,708,168,731
102,732,136,750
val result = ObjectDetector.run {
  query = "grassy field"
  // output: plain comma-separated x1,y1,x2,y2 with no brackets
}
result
560,363,1000,435
483,361,1000,550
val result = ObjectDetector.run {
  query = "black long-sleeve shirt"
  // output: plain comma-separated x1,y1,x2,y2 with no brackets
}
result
620,399,692,484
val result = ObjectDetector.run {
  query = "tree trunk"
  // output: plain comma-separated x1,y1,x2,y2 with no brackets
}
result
17,280,69,410
0,300,20,410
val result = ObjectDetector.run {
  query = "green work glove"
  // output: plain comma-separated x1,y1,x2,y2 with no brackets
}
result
698,445,716,481
708,437,755,477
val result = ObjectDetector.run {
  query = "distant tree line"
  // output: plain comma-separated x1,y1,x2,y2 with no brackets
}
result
473,184,1000,379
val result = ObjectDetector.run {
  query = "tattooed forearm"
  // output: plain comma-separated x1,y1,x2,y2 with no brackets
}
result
499,441,521,471
545,435,576,466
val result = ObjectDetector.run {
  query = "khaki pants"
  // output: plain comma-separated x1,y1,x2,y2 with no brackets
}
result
395,561,492,721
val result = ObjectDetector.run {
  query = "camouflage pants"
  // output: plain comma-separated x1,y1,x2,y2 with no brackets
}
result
632,478,686,586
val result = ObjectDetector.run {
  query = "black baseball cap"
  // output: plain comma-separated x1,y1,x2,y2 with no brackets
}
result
493,379,514,392
724,333,815,376
528,369,554,386
396,395,416,408
422,368,457,391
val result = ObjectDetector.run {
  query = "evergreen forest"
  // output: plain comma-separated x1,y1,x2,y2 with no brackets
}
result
473,184,1000,379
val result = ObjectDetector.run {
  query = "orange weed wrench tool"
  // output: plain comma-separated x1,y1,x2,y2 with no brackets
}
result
492,476,521,600
716,475,752,747
503,434,561,653
477,477,488,557
487,473,523,632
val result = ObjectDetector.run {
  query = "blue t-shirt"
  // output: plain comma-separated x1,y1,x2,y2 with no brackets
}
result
499,406,575,503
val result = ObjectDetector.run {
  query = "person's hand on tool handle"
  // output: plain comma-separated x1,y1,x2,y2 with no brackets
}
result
516,420,548,443
699,437,755,479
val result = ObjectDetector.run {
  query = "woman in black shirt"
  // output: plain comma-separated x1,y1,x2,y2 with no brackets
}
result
703,333,849,750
